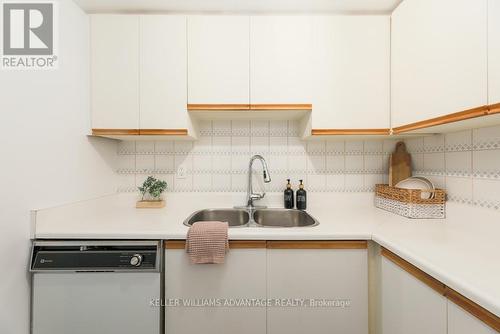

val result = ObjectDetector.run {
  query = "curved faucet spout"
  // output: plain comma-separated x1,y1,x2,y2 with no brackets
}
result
246,155,271,208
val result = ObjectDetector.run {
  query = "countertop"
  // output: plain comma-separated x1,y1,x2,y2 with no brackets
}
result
32,192,500,317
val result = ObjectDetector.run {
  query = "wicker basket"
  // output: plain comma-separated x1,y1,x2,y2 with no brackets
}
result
375,184,446,219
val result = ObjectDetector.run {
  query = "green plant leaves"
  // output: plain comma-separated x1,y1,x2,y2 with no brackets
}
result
138,176,167,200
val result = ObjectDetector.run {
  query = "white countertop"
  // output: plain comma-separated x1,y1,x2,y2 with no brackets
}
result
33,192,500,317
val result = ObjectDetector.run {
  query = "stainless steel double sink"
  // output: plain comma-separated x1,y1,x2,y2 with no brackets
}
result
183,208,319,228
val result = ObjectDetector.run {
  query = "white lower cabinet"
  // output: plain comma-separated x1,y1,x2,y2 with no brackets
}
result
266,248,368,334
165,244,368,334
381,256,447,334
164,248,267,334
448,301,497,334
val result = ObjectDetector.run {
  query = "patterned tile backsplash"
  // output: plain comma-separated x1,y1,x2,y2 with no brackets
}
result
116,120,500,211
117,120,396,194
405,124,500,210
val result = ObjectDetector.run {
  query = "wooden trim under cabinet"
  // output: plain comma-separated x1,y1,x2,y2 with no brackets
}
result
187,104,312,111
139,129,188,136
392,105,489,134
445,288,500,332
187,104,250,111
164,240,267,249
381,247,500,332
250,104,312,110
488,102,500,115
311,129,391,136
267,240,368,249
92,129,140,136
381,247,447,295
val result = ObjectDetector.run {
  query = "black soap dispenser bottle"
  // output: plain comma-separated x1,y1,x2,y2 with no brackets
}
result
296,179,307,210
284,179,294,209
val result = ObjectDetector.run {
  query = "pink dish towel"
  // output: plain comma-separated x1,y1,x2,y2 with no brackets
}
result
186,221,229,264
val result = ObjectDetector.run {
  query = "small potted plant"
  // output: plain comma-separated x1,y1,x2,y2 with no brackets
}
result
136,176,168,208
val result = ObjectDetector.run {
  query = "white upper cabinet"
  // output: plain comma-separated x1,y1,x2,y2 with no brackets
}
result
381,256,447,334
312,16,390,130
250,16,313,104
188,16,250,105
489,0,500,105
140,15,188,130
91,15,139,129
391,0,488,128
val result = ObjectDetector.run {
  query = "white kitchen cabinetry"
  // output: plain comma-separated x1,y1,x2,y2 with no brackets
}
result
165,247,266,334
312,16,390,130
489,0,500,105
381,256,447,334
188,16,250,105
91,15,139,129
267,246,368,334
391,0,488,128
448,301,497,334
250,16,313,104
140,15,188,130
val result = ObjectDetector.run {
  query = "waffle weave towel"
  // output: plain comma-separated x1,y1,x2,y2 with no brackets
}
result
186,221,229,264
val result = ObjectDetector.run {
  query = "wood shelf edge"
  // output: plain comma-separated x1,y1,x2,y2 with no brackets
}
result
250,104,312,110
139,129,188,136
381,247,446,295
92,129,140,136
392,105,489,134
445,288,500,332
164,240,267,249
187,104,250,111
267,240,368,249
488,102,500,115
92,129,189,136
311,129,391,136
164,240,366,249
187,104,312,111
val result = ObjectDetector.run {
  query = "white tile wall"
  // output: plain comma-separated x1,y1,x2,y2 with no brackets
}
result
117,120,395,194
406,124,500,210
116,121,500,211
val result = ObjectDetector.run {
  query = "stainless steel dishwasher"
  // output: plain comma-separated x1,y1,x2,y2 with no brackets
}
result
30,240,163,334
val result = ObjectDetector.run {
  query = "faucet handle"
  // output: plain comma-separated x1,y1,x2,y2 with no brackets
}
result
250,193,265,200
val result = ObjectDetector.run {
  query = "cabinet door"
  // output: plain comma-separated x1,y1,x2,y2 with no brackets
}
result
448,301,497,334
312,16,390,130
165,248,266,334
140,15,187,129
188,16,250,104
381,256,447,334
391,0,487,127
250,16,313,104
489,0,500,105
267,248,368,334
91,15,139,129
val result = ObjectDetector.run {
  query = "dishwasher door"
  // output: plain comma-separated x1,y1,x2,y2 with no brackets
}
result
30,240,162,334
32,272,161,334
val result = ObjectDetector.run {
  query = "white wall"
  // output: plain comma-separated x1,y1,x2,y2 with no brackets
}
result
0,1,116,333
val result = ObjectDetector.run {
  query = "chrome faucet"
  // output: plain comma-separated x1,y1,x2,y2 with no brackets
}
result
245,155,271,209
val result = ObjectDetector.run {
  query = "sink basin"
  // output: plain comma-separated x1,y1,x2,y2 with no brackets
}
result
253,209,319,227
183,209,249,227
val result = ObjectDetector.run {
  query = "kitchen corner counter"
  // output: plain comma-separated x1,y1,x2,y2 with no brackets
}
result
32,192,500,318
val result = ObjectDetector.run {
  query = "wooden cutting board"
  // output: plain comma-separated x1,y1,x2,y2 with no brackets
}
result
389,142,412,186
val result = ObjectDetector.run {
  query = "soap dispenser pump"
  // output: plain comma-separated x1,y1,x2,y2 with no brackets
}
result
296,179,307,210
284,179,294,209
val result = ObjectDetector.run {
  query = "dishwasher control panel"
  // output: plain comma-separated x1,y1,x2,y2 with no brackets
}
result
30,241,161,272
